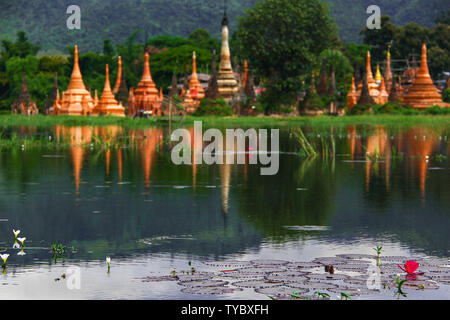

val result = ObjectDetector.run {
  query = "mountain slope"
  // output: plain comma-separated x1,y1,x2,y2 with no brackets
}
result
0,0,446,52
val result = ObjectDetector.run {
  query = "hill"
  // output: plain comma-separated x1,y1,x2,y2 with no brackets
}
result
0,0,447,52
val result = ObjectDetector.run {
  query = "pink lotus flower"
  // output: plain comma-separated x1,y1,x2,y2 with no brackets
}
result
398,261,424,279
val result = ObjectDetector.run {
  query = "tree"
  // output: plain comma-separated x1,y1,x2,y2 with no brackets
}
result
103,39,115,57
318,49,353,96
435,10,450,25
188,29,219,51
359,15,398,63
1,31,41,59
235,0,338,111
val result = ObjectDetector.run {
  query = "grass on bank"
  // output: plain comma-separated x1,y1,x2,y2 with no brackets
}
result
0,114,449,129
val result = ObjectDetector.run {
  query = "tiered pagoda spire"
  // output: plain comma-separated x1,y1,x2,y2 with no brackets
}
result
57,45,94,115
188,51,205,101
130,51,161,116
403,43,447,109
346,76,357,110
93,64,125,116
11,73,39,115
217,5,238,101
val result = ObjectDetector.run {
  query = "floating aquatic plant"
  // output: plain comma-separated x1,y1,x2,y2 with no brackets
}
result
314,291,330,299
398,261,424,279
51,241,67,263
13,229,20,239
17,237,26,247
374,246,382,266
1,254,9,266
106,256,111,273
339,292,352,300
394,275,408,299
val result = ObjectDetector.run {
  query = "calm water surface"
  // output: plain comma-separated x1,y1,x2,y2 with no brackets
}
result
0,123,449,299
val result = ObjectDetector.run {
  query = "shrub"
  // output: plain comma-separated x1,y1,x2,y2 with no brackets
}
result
347,104,372,115
424,105,450,115
193,98,232,116
373,102,417,115
443,88,450,103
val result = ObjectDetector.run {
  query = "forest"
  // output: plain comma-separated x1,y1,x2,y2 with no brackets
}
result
0,0,448,112
0,0,447,51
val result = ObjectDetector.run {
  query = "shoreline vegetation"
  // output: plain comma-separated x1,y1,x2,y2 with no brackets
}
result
0,114,449,129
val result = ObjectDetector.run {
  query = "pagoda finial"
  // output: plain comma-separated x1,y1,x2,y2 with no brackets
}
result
67,45,87,90
142,52,153,81
366,51,375,83
375,63,382,84
419,42,430,76
192,51,197,74
104,64,112,93
222,0,229,26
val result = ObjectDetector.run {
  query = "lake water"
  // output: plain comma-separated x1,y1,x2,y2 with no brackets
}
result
0,122,449,300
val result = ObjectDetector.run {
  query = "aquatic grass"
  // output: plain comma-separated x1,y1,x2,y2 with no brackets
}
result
339,292,352,300
294,127,317,157
394,275,408,299
314,291,330,299
374,246,383,266
51,241,67,263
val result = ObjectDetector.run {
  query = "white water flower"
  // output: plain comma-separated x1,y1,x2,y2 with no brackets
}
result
0,254,9,264
12,242,20,249
106,256,111,266
13,229,20,238
17,250,26,256
17,237,26,245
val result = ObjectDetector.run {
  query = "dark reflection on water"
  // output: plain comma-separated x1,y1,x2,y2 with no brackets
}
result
0,123,448,269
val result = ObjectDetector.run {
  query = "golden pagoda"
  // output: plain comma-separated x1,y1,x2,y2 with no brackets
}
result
375,64,382,84
403,43,449,109
378,77,389,104
346,77,357,110
92,64,125,117
130,51,160,116
113,56,123,94
56,45,95,116
217,8,238,101
184,51,205,113
188,51,205,100
385,46,393,91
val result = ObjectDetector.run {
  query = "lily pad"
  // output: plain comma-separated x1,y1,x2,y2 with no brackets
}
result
285,281,338,290
177,273,214,282
286,261,323,269
336,254,377,260
401,280,440,290
180,286,243,295
313,257,349,265
328,286,377,296
178,279,228,287
232,280,283,288
255,286,309,298
141,275,179,282
218,271,265,280
265,271,308,283
250,259,289,266
306,273,350,281
334,264,370,273
237,267,285,274
203,260,252,268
